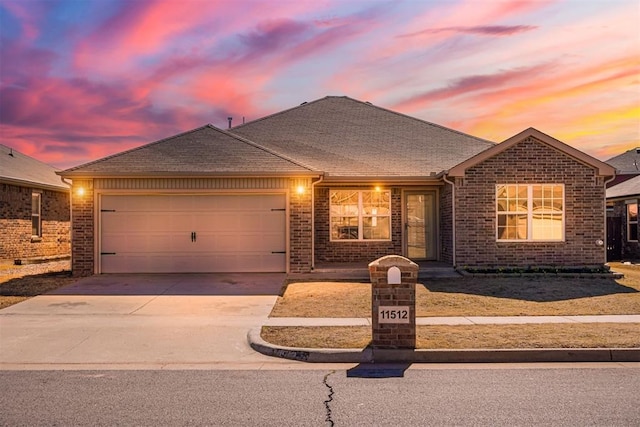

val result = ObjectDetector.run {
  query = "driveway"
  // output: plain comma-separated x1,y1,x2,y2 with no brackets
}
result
0,273,293,369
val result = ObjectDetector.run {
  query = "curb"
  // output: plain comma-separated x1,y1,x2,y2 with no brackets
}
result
248,328,640,363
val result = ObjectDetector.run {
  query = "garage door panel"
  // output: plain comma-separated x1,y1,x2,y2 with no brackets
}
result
100,194,286,273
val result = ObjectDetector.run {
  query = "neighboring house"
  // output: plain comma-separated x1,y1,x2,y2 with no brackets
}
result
605,148,640,261
58,96,615,276
0,144,70,263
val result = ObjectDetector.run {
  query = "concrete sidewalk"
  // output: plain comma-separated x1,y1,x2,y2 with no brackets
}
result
1,273,638,368
252,315,640,363
265,314,640,326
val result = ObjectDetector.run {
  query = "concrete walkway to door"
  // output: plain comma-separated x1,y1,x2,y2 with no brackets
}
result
0,273,294,369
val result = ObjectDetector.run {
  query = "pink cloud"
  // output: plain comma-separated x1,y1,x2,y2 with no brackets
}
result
392,63,552,111
399,25,538,38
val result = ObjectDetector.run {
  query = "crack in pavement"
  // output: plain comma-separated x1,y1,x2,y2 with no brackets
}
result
323,370,336,426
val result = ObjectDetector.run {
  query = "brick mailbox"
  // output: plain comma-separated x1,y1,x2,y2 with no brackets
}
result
368,255,418,349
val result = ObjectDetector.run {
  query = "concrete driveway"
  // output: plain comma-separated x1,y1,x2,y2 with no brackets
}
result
0,273,293,369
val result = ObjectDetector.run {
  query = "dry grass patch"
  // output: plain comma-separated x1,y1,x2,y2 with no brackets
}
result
0,272,76,309
262,323,640,349
271,263,640,317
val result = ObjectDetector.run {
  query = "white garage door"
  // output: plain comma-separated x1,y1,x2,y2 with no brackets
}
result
100,194,286,273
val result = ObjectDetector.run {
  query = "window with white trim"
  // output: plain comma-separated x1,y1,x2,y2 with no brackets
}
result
628,202,638,242
496,184,564,241
32,192,42,237
330,190,391,241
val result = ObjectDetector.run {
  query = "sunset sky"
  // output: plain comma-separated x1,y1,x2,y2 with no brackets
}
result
1,0,638,169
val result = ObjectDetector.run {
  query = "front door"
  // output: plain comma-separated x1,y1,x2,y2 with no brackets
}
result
404,192,437,260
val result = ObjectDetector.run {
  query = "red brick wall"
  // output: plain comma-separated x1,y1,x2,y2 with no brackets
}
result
314,186,402,264
289,180,313,273
70,180,94,276
454,137,607,268
439,183,453,264
0,183,70,261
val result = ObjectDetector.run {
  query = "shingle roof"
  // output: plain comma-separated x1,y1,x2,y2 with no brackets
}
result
607,175,640,199
606,147,640,174
60,124,317,177
0,144,68,191
231,96,495,178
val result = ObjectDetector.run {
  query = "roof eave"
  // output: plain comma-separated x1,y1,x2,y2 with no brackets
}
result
56,170,322,179
1,176,70,192
320,175,443,185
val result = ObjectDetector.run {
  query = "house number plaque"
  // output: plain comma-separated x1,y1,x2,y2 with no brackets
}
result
378,306,410,324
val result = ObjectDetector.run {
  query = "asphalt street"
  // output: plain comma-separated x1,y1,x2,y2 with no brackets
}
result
1,365,638,426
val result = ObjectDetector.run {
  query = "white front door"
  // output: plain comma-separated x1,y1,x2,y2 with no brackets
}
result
100,194,286,273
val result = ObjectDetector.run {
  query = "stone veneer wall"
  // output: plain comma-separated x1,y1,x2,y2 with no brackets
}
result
0,183,70,261
314,186,402,264
454,137,607,268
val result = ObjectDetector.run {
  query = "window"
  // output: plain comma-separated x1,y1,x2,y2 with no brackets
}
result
628,202,638,242
330,190,390,241
497,184,564,241
32,192,42,237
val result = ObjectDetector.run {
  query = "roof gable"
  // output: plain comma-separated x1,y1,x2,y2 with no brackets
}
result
60,124,317,177
232,96,495,178
606,147,640,174
0,144,68,191
447,128,616,177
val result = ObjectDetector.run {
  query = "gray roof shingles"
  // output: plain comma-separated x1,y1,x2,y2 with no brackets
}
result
0,144,68,191
62,96,495,179
606,148,640,174
607,174,640,199
61,125,316,176
231,96,495,177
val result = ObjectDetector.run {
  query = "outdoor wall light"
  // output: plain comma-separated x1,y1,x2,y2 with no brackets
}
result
296,185,305,195
76,187,85,197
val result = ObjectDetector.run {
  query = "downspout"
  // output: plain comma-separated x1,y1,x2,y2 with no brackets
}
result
442,173,456,268
60,176,73,274
310,174,325,270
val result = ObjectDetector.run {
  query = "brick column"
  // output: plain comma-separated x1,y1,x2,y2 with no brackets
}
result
369,255,418,349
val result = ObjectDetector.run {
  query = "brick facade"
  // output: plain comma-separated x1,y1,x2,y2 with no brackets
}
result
454,137,607,268
289,179,313,273
0,183,70,261
70,180,95,276
313,186,402,264
439,183,453,264
69,178,315,276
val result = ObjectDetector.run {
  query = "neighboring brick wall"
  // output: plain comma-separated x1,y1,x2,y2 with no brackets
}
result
70,180,94,276
454,137,607,268
289,179,313,273
0,183,70,261
314,186,402,264
610,199,640,260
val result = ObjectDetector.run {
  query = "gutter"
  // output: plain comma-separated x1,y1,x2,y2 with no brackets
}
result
441,172,456,267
